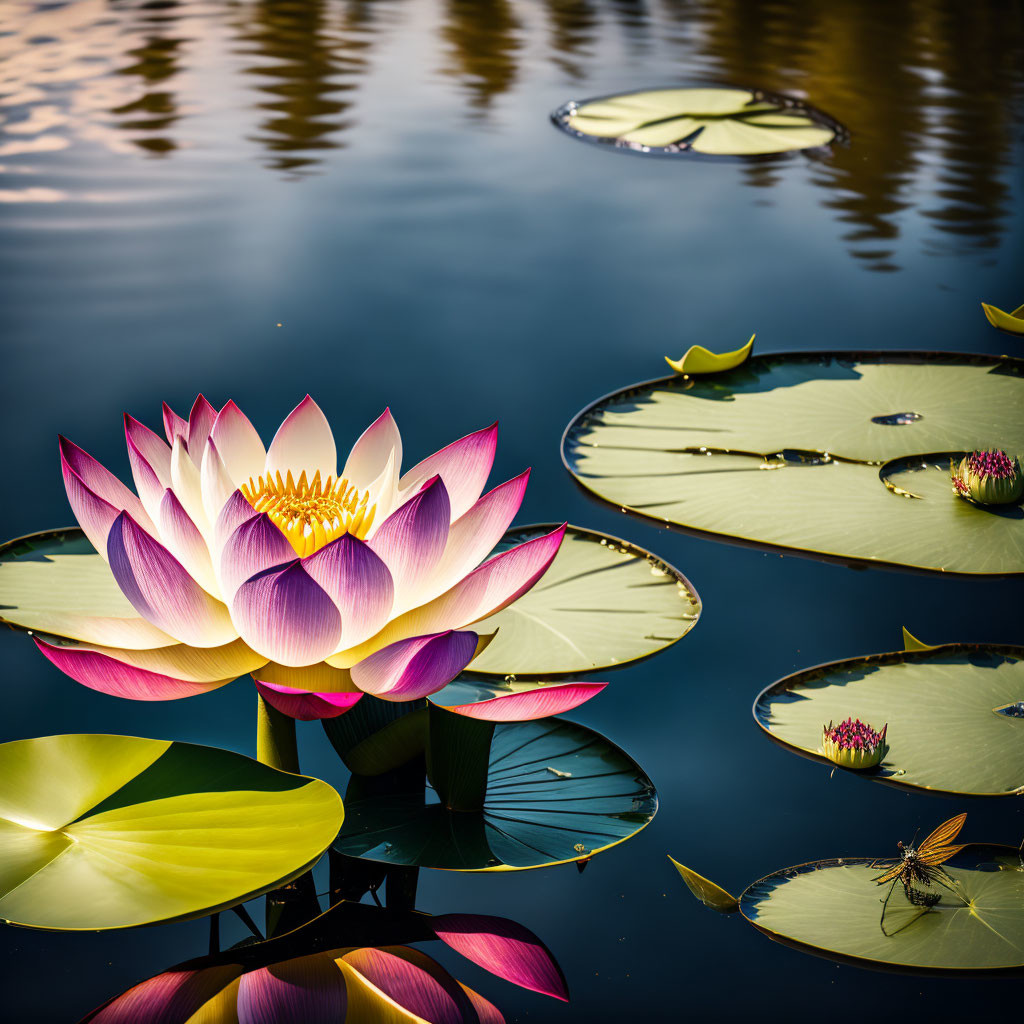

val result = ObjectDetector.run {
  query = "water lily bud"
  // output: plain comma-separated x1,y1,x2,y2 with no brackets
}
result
951,449,1023,505
821,718,888,770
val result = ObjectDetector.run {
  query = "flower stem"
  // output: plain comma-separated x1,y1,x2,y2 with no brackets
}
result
257,692,299,773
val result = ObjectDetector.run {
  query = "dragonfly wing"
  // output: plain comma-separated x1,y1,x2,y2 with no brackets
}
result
918,813,967,856
919,843,966,867
872,862,904,885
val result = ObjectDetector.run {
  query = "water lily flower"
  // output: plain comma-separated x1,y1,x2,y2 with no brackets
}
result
950,449,1023,506
821,718,888,770
37,396,569,717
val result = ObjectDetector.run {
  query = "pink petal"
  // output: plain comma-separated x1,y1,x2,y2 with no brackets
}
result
59,436,154,533
108,511,237,647
186,394,218,463
220,512,296,600
231,562,341,666
459,984,505,1024
349,630,479,701
254,679,363,721
434,682,607,721
85,965,243,1023
201,438,237,526
431,914,568,1001
211,400,267,485
399,423,498,520
387,524,566,639
214,489,259,553
237,954,346,1024
367,475,450,611
428,471,530,599
341,947,467,1024
124,414,172,524
302,534,394,650
157,489,219,595
341,408,402,490
60,445,121,560
266,395,337,483
35,637,257,700
162,402,188,447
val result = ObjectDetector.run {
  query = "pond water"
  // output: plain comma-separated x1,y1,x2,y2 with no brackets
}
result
2,0,1023,1019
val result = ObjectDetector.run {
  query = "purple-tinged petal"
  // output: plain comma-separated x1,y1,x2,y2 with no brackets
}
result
232,562,341,667
157,489,219,595
170,435,209,533
61,447,121,560
303,534,394,650
428,470,530,600
214,489,258,553
349,630,479,701
254,679,362,721
381,525,566,641
266,395,336,483
431,914,568,1001
84,965,243,1024
459,984,505,1024
237,954,346,1024
220,512,296,600
201,438,237,526
340,947,469,1024
341,408,402,491
212,399,266,485
35,637,259,700
434,682,607,722
367,475,450,611
108,512,238,647
186,394,218,464
124,414,172,524
399,423,498,520
59,436,155,533
124,435,166,527
162,402,188,447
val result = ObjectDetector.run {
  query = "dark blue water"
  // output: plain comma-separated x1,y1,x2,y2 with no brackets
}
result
2,0,1023,1019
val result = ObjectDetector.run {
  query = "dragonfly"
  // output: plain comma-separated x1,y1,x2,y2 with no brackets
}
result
872,812,969,936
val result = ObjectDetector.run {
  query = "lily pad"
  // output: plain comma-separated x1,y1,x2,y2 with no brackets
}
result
737,845,1024,973
563,351,1024,574
333,715,656,871
552,86,842,156
468,524,700,676
0,734,343,930
754,643,1024,796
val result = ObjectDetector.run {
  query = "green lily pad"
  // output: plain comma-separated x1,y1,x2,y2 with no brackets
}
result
468,523,700,676
333,716,656,871
754,643,1024,796
563,352,1024,574
736,845,1024,973
0,734,343,930
552,87,842,156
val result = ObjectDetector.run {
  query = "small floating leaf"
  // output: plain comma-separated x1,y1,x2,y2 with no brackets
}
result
0,734,343,930
902,626,937,652
668,857,739,913
755,643,1024,796
666,334,755,375
982,301,1024,335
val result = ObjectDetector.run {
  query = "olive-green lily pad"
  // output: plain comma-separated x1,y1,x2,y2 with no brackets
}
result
563,352,1024,574
0,527,174,648
732,845,1024,973
333,715,656,872
0,734,343,930
552,87,842,156
468,523,700,676
754,643,1024,796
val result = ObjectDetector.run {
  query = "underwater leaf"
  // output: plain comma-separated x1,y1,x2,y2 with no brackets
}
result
982,301,1024,335
754,644,1024,796
552,87,840,156
737,845,1024,972
468,524,700,675
563,352,1024,574
668,857,739,913
666,334,755,375
0,734,343,930
333,716,656,871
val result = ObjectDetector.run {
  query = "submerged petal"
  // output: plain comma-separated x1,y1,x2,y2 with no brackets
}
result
349,630,479,701
266,395,337,483
254,679,363,721
399,423,498,520
107,512,237,647
435,682,607,722
211,400,266,485
231,562,342,667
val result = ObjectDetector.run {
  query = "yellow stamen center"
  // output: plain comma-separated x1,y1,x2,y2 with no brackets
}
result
241,470,377,557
